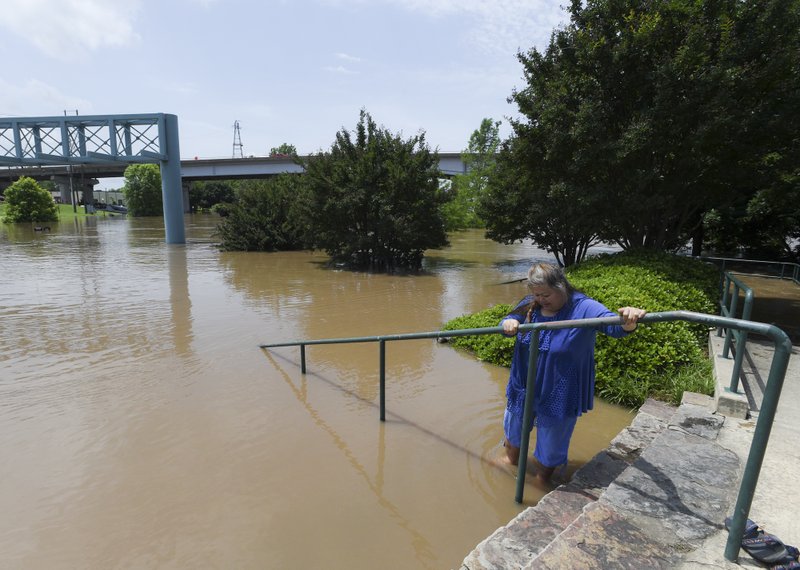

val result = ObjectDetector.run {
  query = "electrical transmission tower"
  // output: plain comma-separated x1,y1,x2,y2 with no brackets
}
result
232,120,244,158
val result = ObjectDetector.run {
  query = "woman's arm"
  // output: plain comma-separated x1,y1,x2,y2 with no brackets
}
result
500,296,533,336
582,298,646,337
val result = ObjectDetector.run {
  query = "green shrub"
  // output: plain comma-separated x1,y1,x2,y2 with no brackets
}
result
442,250,719,407
122,164,163,217
443,304,515,366
215,175,311,251
3,176,58,223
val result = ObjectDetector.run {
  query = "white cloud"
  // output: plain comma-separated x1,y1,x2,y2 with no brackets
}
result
0,0,141,59
405,0,568,53
322,0,567,54
335,52,362,63
0,78,92,117
324,65,359,75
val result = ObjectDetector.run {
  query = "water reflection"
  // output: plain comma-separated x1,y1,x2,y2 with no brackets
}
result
265,351,438,568
0,218,634,569
167,246,193,356
222,251,447,403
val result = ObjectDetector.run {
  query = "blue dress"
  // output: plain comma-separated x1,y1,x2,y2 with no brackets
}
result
502,292,630,438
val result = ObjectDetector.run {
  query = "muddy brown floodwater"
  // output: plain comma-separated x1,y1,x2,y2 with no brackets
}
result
0,216,634,569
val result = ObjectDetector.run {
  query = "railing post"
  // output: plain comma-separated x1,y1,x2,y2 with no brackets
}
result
718,273,731,338
729,290,754,393
300,344,306,374
724,333,792,561
516,330,540,503
379,340,386,422
722,284,739,358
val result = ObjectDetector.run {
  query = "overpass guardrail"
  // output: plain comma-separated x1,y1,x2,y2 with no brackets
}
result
260,310,792,563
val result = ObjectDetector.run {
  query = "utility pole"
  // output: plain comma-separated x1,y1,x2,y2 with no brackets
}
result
232,120,244,158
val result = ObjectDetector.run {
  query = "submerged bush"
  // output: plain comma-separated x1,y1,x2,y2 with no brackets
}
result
3,176,58,223
442,250,719,407
215,175,311,251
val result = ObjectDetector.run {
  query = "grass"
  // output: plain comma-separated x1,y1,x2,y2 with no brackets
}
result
1,203,122,223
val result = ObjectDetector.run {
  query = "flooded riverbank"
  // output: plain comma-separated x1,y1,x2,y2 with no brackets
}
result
0,216,633,569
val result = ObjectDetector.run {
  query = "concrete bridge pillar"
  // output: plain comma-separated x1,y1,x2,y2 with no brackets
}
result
182,181,191,213
52,177,72,204
51,175,98,206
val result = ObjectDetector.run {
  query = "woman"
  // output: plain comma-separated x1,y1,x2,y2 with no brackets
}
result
500,263,646,483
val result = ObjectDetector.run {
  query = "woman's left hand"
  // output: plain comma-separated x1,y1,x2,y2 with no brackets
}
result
618,306,647,331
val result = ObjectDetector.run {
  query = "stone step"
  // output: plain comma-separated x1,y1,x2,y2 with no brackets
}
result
461,396,739,570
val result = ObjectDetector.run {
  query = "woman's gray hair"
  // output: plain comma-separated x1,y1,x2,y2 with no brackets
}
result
526,263,576,296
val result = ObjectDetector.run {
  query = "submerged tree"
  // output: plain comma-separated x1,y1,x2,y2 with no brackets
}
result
122,164,162,217
303,110,449,270
216,175,311,251
2,176,58,223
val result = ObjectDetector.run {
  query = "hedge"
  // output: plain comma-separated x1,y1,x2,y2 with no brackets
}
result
441,250,719,407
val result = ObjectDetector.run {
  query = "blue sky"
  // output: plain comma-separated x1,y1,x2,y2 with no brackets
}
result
0,0,568,188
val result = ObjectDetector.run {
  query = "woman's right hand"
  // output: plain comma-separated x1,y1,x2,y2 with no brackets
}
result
502,318,519,335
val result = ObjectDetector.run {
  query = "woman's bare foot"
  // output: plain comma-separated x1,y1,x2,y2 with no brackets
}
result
503,438,520,466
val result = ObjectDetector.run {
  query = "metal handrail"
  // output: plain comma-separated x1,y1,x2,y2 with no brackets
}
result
260,310,792,563
719,272,754,393
703,256,800,286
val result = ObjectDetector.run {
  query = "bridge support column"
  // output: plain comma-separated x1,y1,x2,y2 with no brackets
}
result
182,181,191,213
52,175,96,206
53,178,72,204
80,179,99,211
161,114,186,244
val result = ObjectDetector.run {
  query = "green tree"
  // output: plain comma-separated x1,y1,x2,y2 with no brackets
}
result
2,177,58,223
479,20,605,266
122,164,163,217
482,0,800,261
216,175,311,251
303,110,449,270
269,143,298,158
189,181,235,211
700,0,800,259
443,118,500,230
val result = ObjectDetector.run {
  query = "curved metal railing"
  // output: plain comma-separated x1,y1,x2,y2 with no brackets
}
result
260,310,792,562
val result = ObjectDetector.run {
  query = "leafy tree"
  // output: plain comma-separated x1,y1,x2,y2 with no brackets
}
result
443,118,500,230
122,164,162,217
482,0,800,262
479,21,605,266
216,175,311,251
189,181,235,211
303,110,449,270
480,139,603,267
700,0,800,259
269,143,298,158
2,176,58,223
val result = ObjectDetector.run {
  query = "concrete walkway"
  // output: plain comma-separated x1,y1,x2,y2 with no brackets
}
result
461,334,800,569
679,336,800,569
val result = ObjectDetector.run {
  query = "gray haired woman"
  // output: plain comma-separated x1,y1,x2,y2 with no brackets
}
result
500,263,646,483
